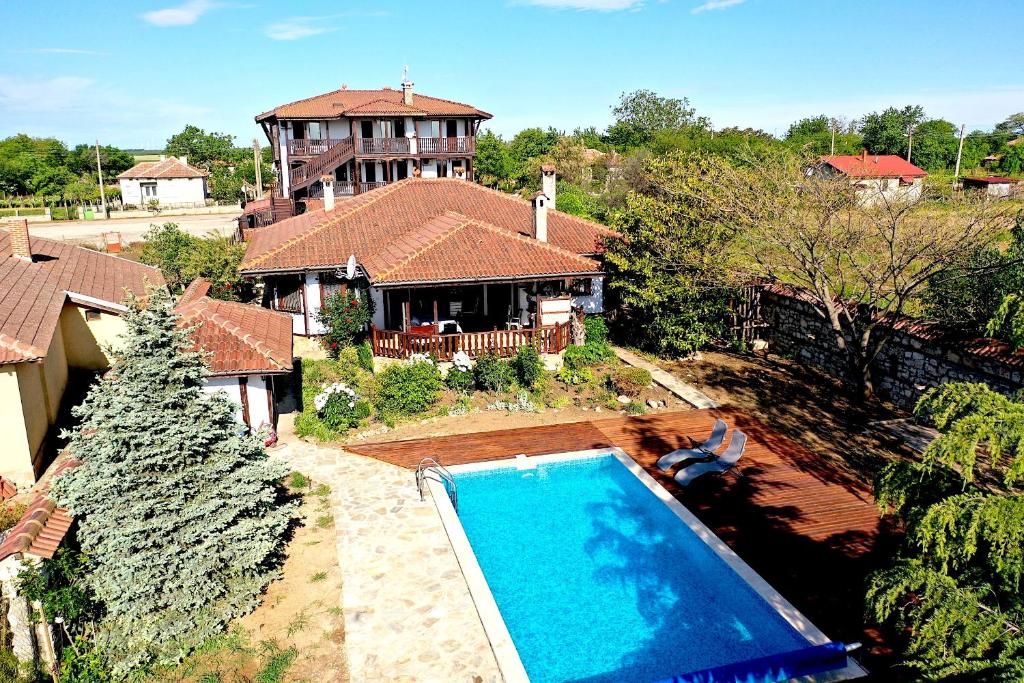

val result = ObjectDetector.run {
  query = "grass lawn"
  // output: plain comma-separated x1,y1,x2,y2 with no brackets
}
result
148,476,347,683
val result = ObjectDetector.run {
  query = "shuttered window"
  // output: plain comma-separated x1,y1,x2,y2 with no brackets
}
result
275,277,303,313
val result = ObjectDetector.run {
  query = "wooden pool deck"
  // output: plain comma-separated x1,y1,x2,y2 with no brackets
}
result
348,407,894,660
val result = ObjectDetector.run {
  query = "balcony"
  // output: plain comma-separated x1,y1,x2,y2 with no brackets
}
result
355,136,476,157
416,136,475,155
307,180,390,198
287,138,347,157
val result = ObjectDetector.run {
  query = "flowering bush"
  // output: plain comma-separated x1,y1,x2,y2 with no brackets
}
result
317,290,374,358
315,382,371,429
452,351,472,371
376,358,443,417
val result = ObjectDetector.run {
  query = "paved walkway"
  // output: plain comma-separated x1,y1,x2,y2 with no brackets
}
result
272,433,501,683
613,347,717,409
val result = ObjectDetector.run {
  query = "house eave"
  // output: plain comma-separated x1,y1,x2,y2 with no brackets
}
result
371,271,605,289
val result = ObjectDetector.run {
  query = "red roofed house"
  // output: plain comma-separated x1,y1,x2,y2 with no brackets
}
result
0,220,164,487
175,279,294,431
816,151,928,202
239,167,612,361
117,155,210,208
255,72,491,204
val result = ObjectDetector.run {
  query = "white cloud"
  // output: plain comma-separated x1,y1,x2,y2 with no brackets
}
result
140,0,216,27
691,0,745,14
516,0,646,11
0,74,210,147
265,17,336,41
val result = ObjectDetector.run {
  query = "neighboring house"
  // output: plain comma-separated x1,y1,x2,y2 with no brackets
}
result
255,75,492,203
0,220,163,487
117,155,210,207
238,169,613,361
816,151,928,202
175,279,294,431
962,176,1020,197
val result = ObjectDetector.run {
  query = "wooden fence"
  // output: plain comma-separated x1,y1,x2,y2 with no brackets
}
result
370,321,573,361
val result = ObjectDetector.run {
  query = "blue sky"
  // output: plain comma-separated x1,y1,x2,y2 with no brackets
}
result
1,0,1020,149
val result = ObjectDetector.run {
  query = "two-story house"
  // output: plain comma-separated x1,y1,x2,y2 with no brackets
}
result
255,75,491,203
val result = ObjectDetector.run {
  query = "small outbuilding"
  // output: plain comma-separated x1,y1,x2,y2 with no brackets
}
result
117,155,209,208
962,176,1020,198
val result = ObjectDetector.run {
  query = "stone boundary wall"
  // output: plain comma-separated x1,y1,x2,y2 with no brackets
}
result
759,289,1024,410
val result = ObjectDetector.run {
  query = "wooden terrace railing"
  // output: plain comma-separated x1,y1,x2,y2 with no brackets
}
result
358,137,412,155
288,138,347,157
371,321,572,361
416,136,475,155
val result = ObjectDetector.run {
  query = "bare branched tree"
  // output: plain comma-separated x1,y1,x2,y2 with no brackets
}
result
707,152,1015,400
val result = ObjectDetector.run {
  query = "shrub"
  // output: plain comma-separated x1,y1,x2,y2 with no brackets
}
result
445,366,475,393
376,358,443,416
513,345,544,389
0,502,26,533
356,341,374,373
474,353,515,392
317,291,374,357
314,383,371,430
558,364,594,386
563,342,610,372
584,315,609,345
626,400,646,415
288,472,310,490
611,366,652,397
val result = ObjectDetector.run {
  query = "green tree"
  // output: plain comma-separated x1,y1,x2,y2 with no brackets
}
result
995,112,1024,137
1002,143,1024,175
67,144,135,181
867,382,1024,679
785,115,863,156
165,125,236,169
603,152,734,356
0,134,69,194
508,127,561,165
859,105,926,157
52,288,294,676
138,223,246,299
910,119,958,170
605,89,708,149
474,130,514,186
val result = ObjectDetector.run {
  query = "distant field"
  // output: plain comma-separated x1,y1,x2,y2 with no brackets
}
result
133,153,164,162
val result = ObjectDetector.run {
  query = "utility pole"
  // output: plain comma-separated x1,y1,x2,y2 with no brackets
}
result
95,140,107,218
953,123,966,191
252,138,263,199
830,123,836,156
906,126,913,162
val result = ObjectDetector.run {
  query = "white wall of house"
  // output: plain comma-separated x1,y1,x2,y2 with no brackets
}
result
304,272,327,335
571,277,604,314
119,177,207,207
202,375,272,429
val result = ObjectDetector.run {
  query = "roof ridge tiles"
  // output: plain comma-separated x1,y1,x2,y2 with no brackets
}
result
180,297,287,370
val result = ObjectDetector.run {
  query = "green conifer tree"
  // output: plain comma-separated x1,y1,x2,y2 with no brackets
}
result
53,288,295,676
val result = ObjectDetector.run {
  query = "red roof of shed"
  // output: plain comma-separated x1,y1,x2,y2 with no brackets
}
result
823,153,927,179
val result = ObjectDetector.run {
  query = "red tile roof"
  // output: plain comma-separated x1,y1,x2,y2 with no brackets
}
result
239,179,615,280
822,153,927,178
366,212,604,286
117,156,209,179
0,478,16,501
964,176,1019,184
0,460,79,562
0,226,164,364
175,282,293,376
256,87,491,121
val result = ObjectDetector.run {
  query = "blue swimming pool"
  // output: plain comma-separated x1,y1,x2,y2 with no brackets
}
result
451,453,817,683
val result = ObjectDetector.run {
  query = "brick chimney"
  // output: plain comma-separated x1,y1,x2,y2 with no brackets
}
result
321,175,335,211
861,149,868,162
179,155,188,167
5,219,31,261
541,164,556,210
531,192,548,243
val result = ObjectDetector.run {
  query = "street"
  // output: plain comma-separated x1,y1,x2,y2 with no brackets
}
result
27,213,237,245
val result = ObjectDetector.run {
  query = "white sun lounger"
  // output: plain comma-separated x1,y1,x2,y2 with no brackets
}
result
674,431,747,487
656,418,728,471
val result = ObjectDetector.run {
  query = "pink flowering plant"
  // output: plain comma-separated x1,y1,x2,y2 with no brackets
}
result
317,290,374,358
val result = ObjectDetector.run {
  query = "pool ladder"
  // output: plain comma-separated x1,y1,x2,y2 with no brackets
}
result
416,457,458,513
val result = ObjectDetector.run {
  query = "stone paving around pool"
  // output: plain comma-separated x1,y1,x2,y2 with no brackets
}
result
272,430,502,683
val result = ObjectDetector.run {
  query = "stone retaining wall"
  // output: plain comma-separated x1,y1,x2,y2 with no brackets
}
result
759,289,1024,410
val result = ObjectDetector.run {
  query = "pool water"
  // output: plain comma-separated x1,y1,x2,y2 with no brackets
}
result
453,454,811,683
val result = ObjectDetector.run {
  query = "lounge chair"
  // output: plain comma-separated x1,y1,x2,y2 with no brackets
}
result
656,418,728,471
674,431,747,487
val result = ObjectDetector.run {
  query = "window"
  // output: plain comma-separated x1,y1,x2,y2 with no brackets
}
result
141,182,158,199
307,122,322,140
319,272,347,301
84,309,102,321
275,277,303,313
570,278,593,296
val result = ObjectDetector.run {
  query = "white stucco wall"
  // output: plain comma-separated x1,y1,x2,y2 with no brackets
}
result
304,272,327,335
572,277,605,314
202,375,271,429
118,177,207,207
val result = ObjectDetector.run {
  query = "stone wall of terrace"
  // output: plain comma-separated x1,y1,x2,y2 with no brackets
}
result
758,288,1024,410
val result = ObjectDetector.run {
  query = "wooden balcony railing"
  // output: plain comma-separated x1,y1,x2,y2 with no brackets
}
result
417,136,475,155
358,137,412,156
358,181,388,193
288,138,347,157
370,321,572,361
307,181,357,198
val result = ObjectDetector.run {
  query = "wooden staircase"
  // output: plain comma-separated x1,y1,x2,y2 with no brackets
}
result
271,196,294,221
289,137,355,193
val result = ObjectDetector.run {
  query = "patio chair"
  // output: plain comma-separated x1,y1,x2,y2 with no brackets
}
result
656,418,728,471
674,431,747,487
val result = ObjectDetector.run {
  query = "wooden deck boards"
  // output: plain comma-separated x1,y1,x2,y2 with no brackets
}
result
347,407,893,656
